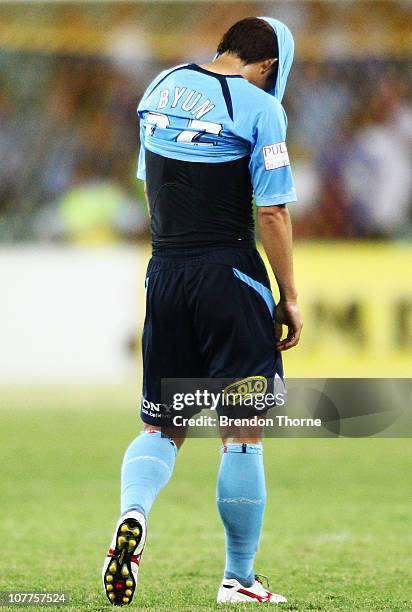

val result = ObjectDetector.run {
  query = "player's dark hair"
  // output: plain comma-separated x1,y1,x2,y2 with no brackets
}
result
217,17,278,64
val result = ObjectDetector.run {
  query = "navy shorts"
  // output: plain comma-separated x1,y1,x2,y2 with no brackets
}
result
140,247,283,425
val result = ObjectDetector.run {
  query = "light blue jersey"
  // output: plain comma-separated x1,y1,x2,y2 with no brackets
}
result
137,17,297,207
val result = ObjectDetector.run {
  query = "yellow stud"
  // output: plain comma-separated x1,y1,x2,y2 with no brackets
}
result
121,564,129,576
125,589,132,597
120,524,129,533
109,562,117,573
108,593,115,601
123,597,129,604
106,575,113,582
128,539,136,549
118,536,127,547
106,585,113,592
132,528,140,537
126,579,133,587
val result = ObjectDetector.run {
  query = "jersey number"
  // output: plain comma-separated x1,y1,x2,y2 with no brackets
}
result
145,112,222,144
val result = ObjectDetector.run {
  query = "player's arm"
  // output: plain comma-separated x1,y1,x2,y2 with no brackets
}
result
257,204,302,350
249,99,302,351
143,182,149,215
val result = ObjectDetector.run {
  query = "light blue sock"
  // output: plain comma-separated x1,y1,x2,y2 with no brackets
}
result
121,431,177,516
217,443,266,587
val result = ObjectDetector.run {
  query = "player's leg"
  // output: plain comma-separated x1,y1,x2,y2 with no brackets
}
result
102,262,197,606
103,431,184,607
217,434,266,587
192,250,286,603
216,431,285,603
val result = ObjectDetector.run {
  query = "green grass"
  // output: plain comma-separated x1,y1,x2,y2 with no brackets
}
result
1,386,411,611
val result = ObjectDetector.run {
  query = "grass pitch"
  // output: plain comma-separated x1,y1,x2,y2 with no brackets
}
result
1,386,411,611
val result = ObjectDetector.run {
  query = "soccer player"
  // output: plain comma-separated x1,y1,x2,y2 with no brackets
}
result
102,16,302,605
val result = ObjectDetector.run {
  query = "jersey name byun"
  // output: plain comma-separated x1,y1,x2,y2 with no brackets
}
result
137,18,297,252
157,85,215,119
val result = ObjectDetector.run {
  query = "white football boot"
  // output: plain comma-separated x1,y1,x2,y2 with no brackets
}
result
217,575,287,604
102,510,147,606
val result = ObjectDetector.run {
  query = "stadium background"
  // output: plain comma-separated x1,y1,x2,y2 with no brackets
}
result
1,1,411,610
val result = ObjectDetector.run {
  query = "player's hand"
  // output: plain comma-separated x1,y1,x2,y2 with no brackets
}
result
275,300,303,351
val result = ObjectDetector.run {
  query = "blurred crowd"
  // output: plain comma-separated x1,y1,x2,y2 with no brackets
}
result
286,60,412,238
0,50,411,242
0,55,148,242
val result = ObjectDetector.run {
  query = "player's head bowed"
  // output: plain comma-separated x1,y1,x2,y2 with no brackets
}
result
216,16,294,100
